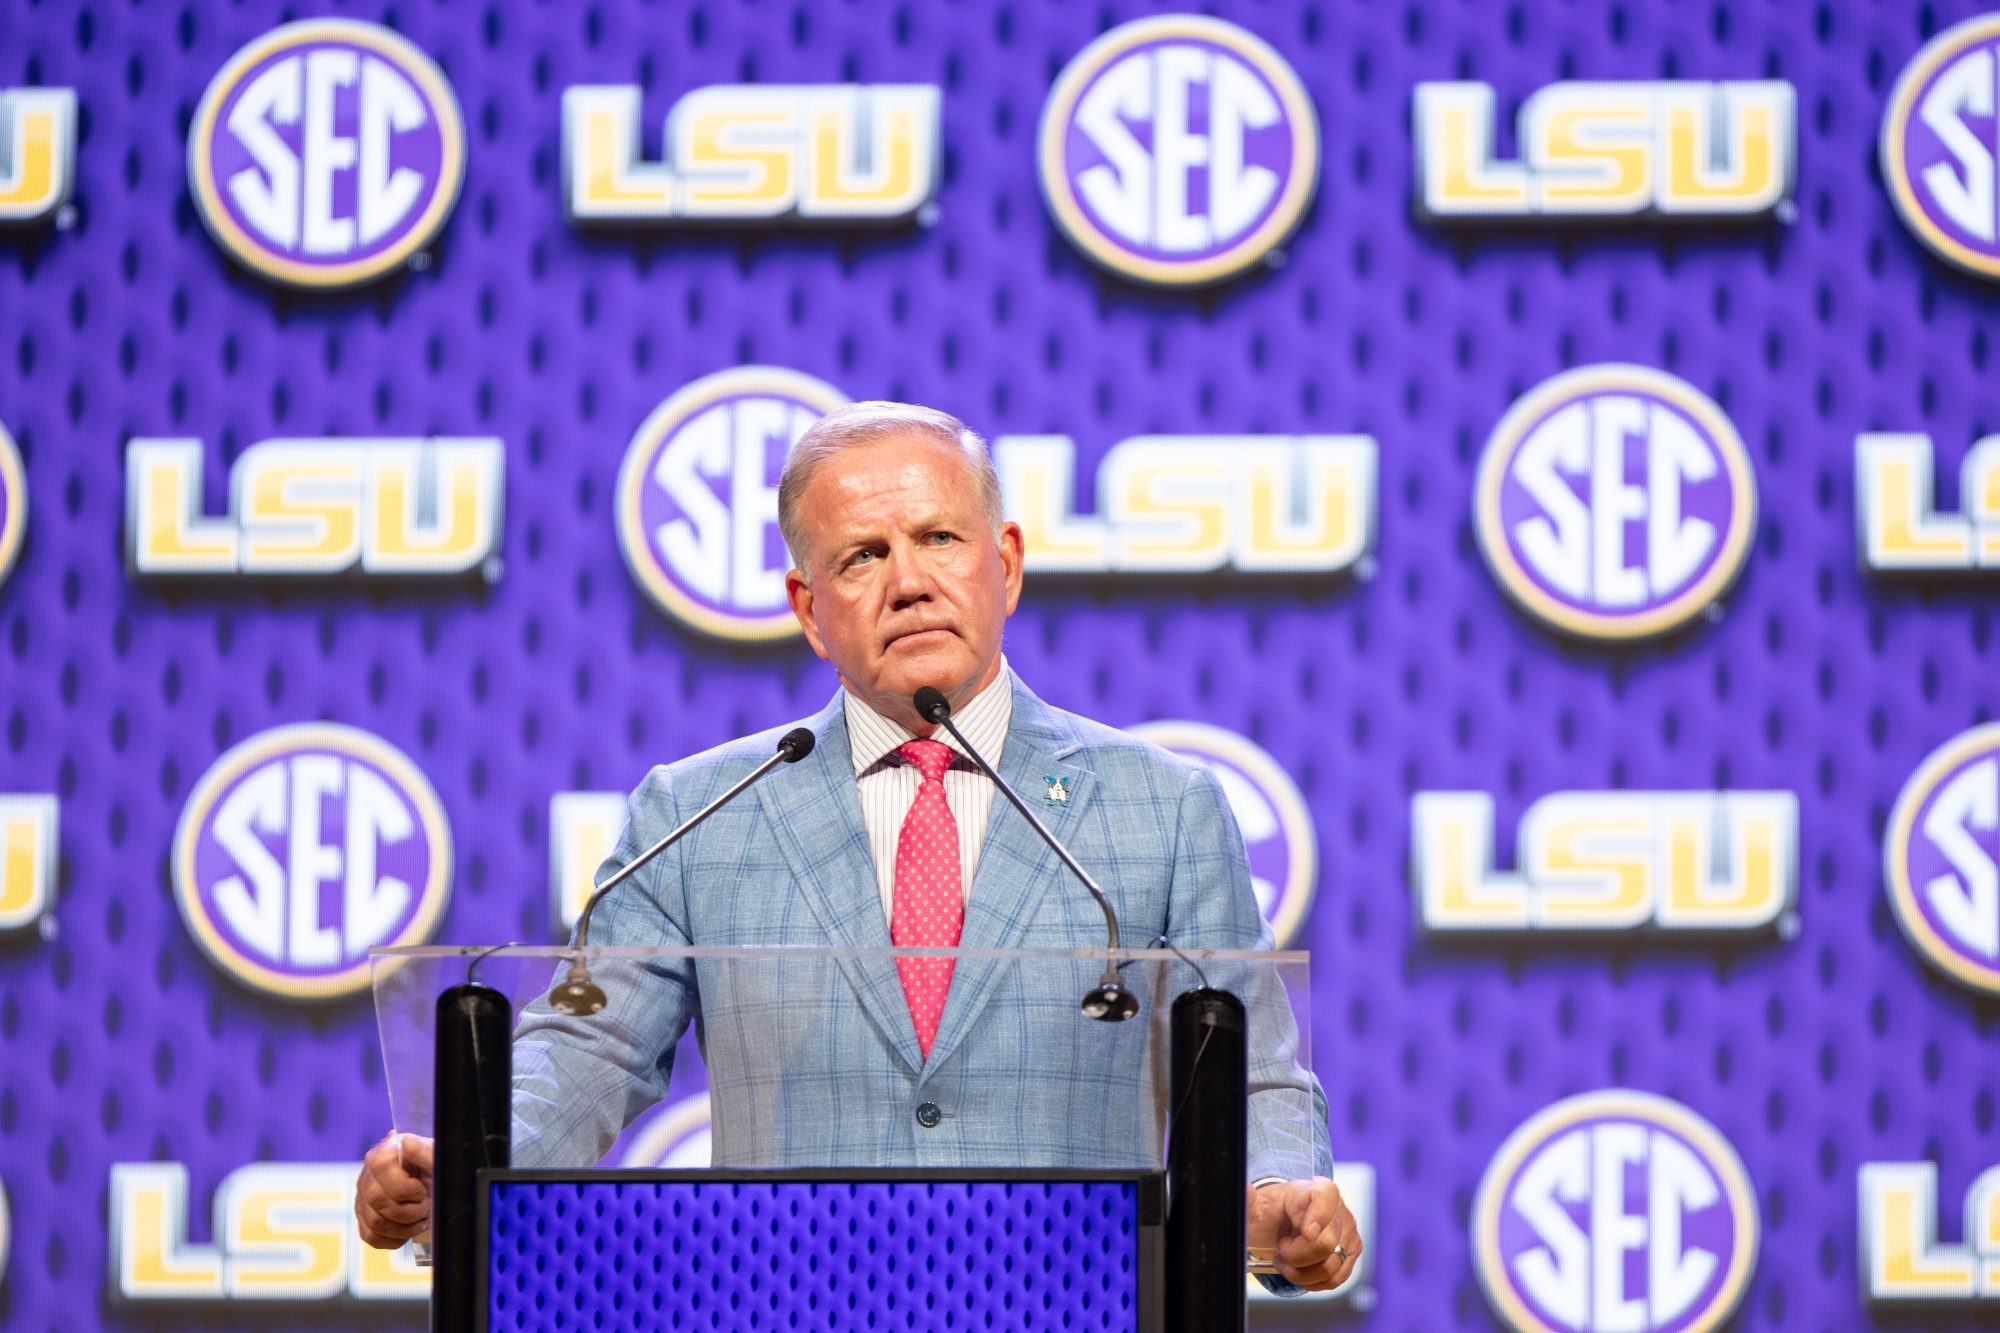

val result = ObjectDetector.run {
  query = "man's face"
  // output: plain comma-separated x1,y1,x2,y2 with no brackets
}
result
785,432,1024,730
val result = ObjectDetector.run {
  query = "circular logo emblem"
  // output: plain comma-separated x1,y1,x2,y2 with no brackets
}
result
188,19,465,289
1129,721,1316,947
1882,14,2000,279
172,723,451,1000
0,420,24,589
1037,15,1319,287
618,1093,714,1168
616,366,848,641
1885,723,2000,995
1474,1090,1759,1333
1475,366,1757,641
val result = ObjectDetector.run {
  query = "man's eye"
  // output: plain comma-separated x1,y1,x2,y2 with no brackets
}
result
926,531,956,545
850,550,877,565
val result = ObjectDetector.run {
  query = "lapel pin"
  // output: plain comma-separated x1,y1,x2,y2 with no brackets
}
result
1044,775,1072,807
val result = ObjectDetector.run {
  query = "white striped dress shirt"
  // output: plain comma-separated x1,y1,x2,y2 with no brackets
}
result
845,665,1013,922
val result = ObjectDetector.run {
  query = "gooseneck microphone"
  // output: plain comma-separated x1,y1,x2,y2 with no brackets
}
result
550,726,817,1015
913,685,1139,1022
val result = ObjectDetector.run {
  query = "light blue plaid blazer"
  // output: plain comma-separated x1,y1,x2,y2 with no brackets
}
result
512,672,1332,1184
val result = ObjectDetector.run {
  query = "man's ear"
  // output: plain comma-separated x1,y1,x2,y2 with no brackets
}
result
997,521,1025,616
786,568,831,661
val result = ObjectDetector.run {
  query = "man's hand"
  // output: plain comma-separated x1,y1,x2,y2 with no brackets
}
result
1246,1176,1361,1292
355,1133,434,1250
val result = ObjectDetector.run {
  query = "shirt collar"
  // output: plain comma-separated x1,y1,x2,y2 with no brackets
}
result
845,658,1014,776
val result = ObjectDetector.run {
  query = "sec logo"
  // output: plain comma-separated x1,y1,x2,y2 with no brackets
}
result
1037,15,1319,286
1475,366,1756,641
188,19,465,289
1475,1091,1759,1333
1885,723,2000,996
1128,722,1316,947
617,1093,716,1168
616,367,847,640
172,723,451,1000
1883,14,2000,279
0,418,23,589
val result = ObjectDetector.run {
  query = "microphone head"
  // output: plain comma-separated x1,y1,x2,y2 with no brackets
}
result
549,962,607,1017
1081,979,1140,1023
777,727,816,761
913,686,951,723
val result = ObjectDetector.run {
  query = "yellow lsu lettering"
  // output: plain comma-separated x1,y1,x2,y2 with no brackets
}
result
550,791,629,931
110,1162,427,1301
0,89,77,224
0,795,57,932
1413,790,1797,932
1415,81,1794,218
1858,433,2000,571
995,435,1376,575
563,84,939,223
126,438,503,578
1860,1163,2000,1302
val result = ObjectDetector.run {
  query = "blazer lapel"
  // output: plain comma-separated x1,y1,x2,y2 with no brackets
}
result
755,692,926,1075
921,675,1097,1078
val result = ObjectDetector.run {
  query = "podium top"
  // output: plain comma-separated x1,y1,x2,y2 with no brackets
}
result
372,943,1309,961
370,944,1325,1181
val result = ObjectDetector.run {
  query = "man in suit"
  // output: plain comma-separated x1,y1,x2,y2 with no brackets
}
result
357,401,1360,1293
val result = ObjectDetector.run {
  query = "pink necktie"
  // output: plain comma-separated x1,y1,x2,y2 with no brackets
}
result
892,738,963,1058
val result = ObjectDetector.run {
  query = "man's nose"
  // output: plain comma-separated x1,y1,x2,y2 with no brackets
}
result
886,545,935,607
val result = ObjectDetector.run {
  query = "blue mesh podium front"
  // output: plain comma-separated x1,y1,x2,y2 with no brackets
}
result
478,1169,1163,1333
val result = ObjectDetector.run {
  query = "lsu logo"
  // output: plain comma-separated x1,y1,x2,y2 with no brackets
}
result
172,723,450,1000
1129,722,1317,947
1860,1162,2000,1303
1884,723,2000,996
1038,15,1319,286
563,84,939,224
1475,1091,1758,1333
999,434,1374,575
188,19,465,289
616,367,848,641
549,791,628,932
1475,366,1757,640
1858,433,2000,571
1413,791,1797,934
110,1162,426,1300
0,88,77,225
0,418,24,589
1414,82,1794,220
0,795,58,933
126,437,502,579
1883,14,2000,279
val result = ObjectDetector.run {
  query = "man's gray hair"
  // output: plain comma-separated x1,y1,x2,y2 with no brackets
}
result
777,400,1005,573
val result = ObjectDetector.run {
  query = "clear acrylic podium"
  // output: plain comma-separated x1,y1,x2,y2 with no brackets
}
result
371,945,1320,1333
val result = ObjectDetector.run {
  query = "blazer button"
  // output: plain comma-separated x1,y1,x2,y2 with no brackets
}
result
915,1102,943,1129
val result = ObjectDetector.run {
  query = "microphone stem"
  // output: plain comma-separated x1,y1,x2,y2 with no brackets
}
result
930,712,1122,955
573,746,795,952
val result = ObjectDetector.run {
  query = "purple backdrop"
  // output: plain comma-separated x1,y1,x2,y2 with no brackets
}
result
0,1,1996,1330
